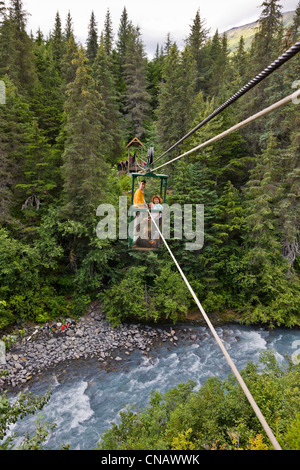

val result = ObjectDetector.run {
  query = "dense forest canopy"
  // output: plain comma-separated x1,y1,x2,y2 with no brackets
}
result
0,0,300,329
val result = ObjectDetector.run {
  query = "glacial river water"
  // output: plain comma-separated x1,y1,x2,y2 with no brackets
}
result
7,323,300,450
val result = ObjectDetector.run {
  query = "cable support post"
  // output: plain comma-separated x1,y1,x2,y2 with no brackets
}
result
153,40,300,165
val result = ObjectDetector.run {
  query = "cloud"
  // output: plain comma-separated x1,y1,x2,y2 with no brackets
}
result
23,0,299,57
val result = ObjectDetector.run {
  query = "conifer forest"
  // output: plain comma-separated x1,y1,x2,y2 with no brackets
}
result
0,0,300,331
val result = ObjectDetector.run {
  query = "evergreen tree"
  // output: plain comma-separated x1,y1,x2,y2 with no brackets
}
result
207,181,244,309
123,25,151,139
103,8,114,56
147,45,164,115
277,141,300,273
51,11,64,70
164,33,173,55
93,36,123,163
0,77,33,224
167,158,219,302
0,8,12,76
178,46,198,134
0,0,37,94
86,11,98,64
61,48,108,221
239,137,300,326
16,120,57,222
241,0,284,155
61,32,79,86
232,36,248,84
156,43,180,152
291,1,300,41
186,8,209,92
272,66,300,272
116,7,130,65
205,30,230,99
156,43,197,155
0,0,299,328
250,0,283,71
0,0,5,18
31,40,64,144
35,27,44,46
115,7,131,103
64,10,73,42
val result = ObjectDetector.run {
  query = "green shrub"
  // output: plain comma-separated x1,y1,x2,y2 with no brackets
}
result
101,266,150,326
101,264,190,326
97,352,300,450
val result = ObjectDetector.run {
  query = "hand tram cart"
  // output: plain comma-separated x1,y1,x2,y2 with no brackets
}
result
128,171,168,251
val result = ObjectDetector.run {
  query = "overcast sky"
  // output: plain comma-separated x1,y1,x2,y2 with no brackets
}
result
21,0,299,57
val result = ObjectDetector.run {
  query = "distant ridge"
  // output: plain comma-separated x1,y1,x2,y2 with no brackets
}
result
225,10,296,52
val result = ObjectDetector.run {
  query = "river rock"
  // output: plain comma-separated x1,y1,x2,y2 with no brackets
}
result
66,329,75,337
14,362,23,370
0,302,184,391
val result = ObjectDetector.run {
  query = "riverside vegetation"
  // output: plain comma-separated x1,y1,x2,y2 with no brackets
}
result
0,0,300,450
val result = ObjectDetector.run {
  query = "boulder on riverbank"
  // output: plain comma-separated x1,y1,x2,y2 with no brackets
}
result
0,304,183,392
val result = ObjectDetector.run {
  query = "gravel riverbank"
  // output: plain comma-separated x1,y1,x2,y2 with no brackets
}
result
0,303,185,391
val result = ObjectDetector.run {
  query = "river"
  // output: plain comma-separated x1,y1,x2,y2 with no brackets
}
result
6,323,300,450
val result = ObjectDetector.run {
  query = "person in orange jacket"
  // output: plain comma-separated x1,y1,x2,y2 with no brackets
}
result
133,180,147,206
132,180,148,243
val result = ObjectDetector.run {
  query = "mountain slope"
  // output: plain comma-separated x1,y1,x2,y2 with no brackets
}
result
225,10,296,52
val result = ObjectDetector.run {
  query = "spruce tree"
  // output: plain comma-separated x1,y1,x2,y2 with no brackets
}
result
241,0,284,155
156,43,197,155
273,58,300,272
35,28,44,46
0,1,5,17
86,11,98,64
61,32,79,87
51,11,64,70
251,0,283,70
0,77,32,223
92,36,123,163
0,8,12,76
0,0,37,95
103,8,114,56
205,30,230,99
147,45,164,115
116,7,130,65
200,180,244,312
167,158,219,303
61,48,108,221
156,43,181,153
178,46,198,134
186,8,209,92
123,25,150,139
232,36,249,85
16,119,57,222
164,33,173,55
64,10,73,42
9,0,27,29
240,137,300,326
31,40,64,144
115,7,131,104
290,1,300,41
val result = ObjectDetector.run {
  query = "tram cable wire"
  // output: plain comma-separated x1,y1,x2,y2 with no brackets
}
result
137,42,300,446
153,40,300,166
147,207,282,450
152,87,300,173
145,85,300,450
